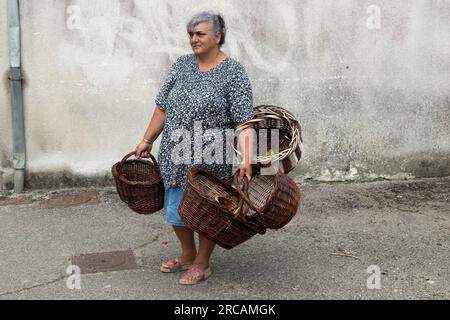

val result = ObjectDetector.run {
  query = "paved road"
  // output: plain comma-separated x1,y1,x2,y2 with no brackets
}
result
0,177,449,299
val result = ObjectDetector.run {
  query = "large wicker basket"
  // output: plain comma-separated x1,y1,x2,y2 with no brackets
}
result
179,168,266,249
112,151,164,214
234,105,302,174
234,171,301,230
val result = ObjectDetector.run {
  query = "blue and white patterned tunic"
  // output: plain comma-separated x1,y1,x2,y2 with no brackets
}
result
155,53,254,189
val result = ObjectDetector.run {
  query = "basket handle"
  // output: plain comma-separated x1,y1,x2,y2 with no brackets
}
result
232,171,262,219
118,151,160,173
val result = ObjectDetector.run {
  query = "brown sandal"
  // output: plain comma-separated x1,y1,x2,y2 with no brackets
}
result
160,257,193,273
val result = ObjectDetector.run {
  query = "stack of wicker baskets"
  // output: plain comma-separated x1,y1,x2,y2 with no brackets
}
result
179,105,302,249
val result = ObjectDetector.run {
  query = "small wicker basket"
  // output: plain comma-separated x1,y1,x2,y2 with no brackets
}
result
112,151,164,215
234,105,302,174
179,168,266,249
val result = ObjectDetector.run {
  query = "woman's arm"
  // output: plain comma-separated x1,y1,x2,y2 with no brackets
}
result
238,127,254,181
135,106,166,158
225,64,254,180
143,106,166,144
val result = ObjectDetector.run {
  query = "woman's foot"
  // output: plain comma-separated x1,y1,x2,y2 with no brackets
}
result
179,265,213,285
160,257,194,273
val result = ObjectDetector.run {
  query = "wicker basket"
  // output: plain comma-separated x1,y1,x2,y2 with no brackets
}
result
112,151,164,214
235,171,301,230
179,168,266,249
234,105,302,174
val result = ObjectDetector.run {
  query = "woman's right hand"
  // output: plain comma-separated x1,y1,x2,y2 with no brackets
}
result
135,141,152,159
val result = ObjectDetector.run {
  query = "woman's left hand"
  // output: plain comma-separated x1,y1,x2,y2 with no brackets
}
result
239,162,252,181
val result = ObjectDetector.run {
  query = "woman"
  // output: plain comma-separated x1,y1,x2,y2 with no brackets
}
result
135,11,254,285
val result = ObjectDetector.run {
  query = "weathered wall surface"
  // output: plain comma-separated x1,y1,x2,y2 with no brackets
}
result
1,0,449,189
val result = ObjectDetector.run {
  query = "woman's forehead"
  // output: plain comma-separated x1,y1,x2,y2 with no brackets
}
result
191,21,212,32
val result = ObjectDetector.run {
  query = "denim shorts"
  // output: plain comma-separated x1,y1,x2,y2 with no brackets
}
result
163,187,188,227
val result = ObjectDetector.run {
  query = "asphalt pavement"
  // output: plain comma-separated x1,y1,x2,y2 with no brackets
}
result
0,176,449,299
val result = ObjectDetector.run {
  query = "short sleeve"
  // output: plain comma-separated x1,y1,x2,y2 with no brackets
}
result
226,64,254,127
155,58,180,111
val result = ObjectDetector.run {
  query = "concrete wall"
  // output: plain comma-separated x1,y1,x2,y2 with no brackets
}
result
1,0,450,189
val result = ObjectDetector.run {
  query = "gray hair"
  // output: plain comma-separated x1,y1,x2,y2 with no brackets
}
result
186,11,226,47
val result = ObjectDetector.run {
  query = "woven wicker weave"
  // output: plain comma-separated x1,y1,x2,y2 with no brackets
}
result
235,171,301,230
179,168,266,249
234,105,302,174
112,151,164,214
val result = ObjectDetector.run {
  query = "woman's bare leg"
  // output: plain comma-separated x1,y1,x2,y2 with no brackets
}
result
192,233,215,269
172,226,197,263
179,232,215,284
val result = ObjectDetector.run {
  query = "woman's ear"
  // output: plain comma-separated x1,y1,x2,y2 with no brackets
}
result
215,32,221,45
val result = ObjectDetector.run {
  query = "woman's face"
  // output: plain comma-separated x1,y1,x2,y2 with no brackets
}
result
188,22,221,55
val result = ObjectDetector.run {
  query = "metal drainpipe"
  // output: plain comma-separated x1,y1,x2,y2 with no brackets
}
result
7,0,26,193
